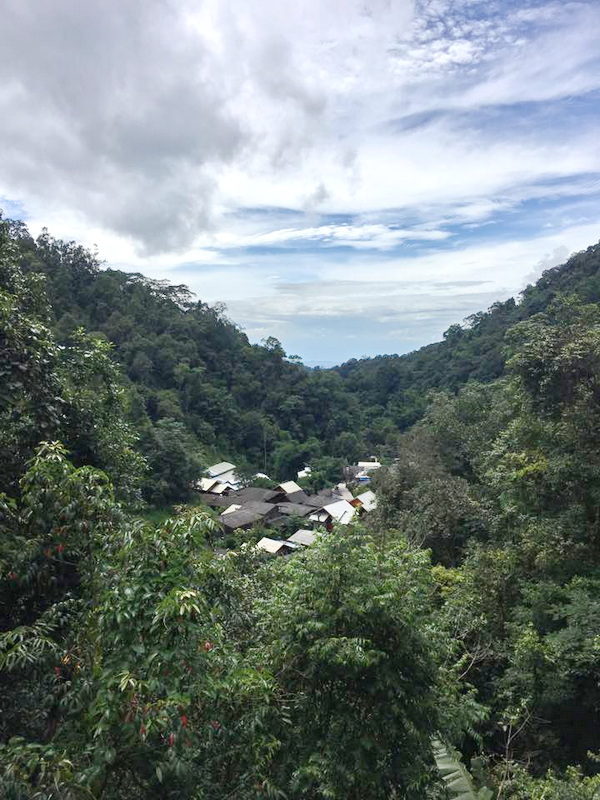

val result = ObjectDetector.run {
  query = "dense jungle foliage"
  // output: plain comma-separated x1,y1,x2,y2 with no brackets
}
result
2,214,600,798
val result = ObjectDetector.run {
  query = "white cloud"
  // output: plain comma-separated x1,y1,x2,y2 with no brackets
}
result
1,0,600,359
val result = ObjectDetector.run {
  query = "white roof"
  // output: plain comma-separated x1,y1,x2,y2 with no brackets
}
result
287,529,317,547
322,500,356,525
277,480,303,495
309,511,329,523
256,537,296,554
357,460,381,470
198,477,219,492
207,461,237,478
221,504,242,516
335,483,354,501
357,490,377,512
254,472,271,480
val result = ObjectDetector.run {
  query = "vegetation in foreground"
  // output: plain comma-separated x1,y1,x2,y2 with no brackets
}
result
1,216,600,796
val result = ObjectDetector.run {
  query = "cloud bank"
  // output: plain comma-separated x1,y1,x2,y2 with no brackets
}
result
0,0,599,360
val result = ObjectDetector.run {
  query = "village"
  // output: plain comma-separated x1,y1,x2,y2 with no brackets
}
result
196,458,381,556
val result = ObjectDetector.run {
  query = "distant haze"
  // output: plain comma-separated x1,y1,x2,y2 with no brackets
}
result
1,0,599,361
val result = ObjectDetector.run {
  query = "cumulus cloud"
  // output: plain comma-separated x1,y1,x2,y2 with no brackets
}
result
1,0,600,359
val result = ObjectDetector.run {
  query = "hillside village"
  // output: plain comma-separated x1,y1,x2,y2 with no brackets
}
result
197,458,380,554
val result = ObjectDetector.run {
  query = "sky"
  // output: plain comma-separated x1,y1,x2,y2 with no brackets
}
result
1,0,599,365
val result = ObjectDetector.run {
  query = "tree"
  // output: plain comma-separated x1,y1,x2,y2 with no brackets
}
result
255,527,454,799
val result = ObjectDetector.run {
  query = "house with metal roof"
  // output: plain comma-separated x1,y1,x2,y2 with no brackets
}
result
287,529,318,547
356,489,377,512
310,499,356,526
206,461,240,488
275,480,304,496
276,502,314,518
256,537,298,556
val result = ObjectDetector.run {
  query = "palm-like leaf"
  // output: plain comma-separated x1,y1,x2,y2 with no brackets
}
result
432,739,493,800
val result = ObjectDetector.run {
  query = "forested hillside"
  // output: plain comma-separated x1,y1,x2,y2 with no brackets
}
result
5,216,600,505
6,219,362,502
2,215,600,798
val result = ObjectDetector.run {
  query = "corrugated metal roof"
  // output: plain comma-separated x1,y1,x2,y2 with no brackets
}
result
256,537,297,555
287,530,317,546
322,500,356,525
241,501,277,516
357,490,377,512
207,461,237,478
198,477,220,492
221,504,242,516
276,480,303,495
301,491,337,508
276,502,314,517
219,509,265,530
335,483,354,501
232,487,279,504
197,493,237,508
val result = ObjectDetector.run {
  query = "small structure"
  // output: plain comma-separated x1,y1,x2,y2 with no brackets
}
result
219,509,266,532
206,461,240,488
276,502,314,518
308,510,330,525
287,529,318,547
320,499,356,525
256,537,297,556
357,458,382,471
221,503,243,516
302,490,339,508
233,487,279,504
345,457,382,484
197,493,238,509
297,466,312,480
276,480,304,496
356,489,377,512
334,483,354,501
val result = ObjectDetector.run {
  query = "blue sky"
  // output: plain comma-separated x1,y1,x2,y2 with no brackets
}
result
1,0,599,364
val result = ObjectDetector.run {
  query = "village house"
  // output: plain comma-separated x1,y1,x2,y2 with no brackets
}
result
287,529,318,547
205,461,241,489
256,537,298,556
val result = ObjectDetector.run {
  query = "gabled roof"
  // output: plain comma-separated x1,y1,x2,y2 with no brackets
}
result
198,477,220,492
276,480,303,495
219,509,265,530
322,499,356,525
232,487,279,504
197,493,238,509
357,489,377,512
285,490,310,504
256,537,297,555
301,490,337,508
221,504,242,516
287,529,317,547
241,501,277,516
207,461,236,478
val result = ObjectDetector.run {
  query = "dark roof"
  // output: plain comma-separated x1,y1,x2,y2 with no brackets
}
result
301,490,339,508
285,490,310,504
231,487,279,504
276,502,314,517
240,500,277,517
197,493,237,509
219,509,266,530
